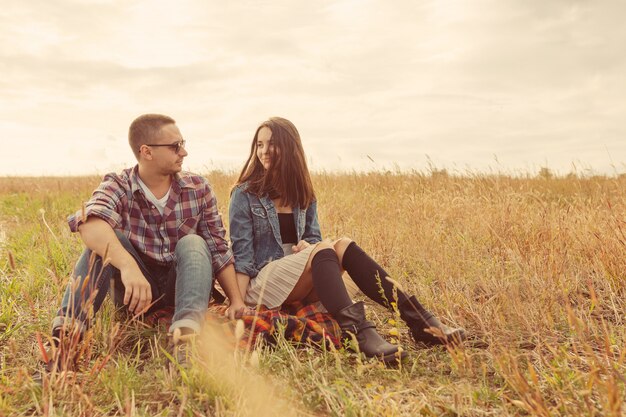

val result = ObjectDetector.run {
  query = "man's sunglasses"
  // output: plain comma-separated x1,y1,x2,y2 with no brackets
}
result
145,140,186,153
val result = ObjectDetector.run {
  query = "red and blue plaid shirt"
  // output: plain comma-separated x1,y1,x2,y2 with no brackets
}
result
68,165,233,272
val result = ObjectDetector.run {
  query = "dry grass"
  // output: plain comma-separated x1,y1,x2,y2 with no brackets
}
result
0,171,624,416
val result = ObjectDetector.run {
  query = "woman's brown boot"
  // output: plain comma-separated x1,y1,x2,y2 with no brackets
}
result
334,301,407,365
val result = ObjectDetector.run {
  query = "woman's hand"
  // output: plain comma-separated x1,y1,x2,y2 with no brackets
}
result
291,240,311,254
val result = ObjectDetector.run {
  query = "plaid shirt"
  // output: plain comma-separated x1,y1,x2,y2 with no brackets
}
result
68,165,233,272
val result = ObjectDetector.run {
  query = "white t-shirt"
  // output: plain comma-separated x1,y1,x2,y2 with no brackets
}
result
137,176,170,216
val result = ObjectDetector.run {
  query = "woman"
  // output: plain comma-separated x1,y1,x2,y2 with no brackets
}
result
229,117,465,364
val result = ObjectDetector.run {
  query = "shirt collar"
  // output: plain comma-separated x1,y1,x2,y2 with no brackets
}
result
129,165,194,195
129,165,143,195
175,172,196,190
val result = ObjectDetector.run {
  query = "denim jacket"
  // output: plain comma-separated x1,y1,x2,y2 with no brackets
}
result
229,183,322,278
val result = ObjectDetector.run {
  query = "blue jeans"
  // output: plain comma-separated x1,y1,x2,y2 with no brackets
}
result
52,232,213,334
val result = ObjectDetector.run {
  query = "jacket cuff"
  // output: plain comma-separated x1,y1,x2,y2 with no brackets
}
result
235,264,258,279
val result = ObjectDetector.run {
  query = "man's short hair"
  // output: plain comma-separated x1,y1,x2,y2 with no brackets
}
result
128,114,176,160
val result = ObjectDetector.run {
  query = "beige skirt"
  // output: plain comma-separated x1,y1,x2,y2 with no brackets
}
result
245,243,359,309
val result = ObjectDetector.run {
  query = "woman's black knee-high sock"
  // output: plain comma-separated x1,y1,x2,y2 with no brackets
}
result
311,249,353,315
341,241,409,309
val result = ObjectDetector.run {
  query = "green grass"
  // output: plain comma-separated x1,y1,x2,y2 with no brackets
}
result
0,173,624,416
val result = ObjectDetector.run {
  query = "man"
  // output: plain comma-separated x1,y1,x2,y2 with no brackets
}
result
50,114,244,366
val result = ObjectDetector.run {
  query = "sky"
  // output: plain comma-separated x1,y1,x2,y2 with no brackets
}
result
1,0,625,176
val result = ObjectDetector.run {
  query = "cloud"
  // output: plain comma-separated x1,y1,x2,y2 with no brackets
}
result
0,0,625,175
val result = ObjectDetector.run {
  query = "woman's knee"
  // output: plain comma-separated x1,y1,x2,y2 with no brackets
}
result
307,238,353,265
309,241,334,258
333,237,353,264
304,241,336,273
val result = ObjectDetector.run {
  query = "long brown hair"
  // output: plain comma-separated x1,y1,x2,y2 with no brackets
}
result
236,117,315,208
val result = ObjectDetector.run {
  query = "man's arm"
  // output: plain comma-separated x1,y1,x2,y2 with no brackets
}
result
215,263,246,319
78,217,152,314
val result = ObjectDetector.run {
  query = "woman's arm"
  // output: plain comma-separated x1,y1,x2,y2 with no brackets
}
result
215,264,246,319
228,186,259,278
301,200,323,244
236,272,250,300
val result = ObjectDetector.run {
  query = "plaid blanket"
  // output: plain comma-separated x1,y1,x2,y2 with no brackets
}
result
145,302,343,348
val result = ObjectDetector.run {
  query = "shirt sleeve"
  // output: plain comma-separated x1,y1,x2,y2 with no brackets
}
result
228,186,258,278
67,173,126,232
196,179,234,273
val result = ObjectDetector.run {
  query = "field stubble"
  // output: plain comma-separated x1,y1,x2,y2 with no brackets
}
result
0,172,624,416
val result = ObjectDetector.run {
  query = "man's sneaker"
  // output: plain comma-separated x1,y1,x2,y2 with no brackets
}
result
42,324,83,371
33,325,82,384
168,327,197,367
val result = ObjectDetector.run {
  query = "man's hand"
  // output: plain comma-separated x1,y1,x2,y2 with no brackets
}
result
78,218,153,315
217,264,247,319
291,240,311,254
120,265,152,315
225,300,247,320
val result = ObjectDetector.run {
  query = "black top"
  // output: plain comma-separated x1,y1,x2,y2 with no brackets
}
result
277,213,297,244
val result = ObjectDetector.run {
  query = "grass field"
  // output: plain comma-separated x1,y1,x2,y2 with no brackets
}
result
0,172,624,416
